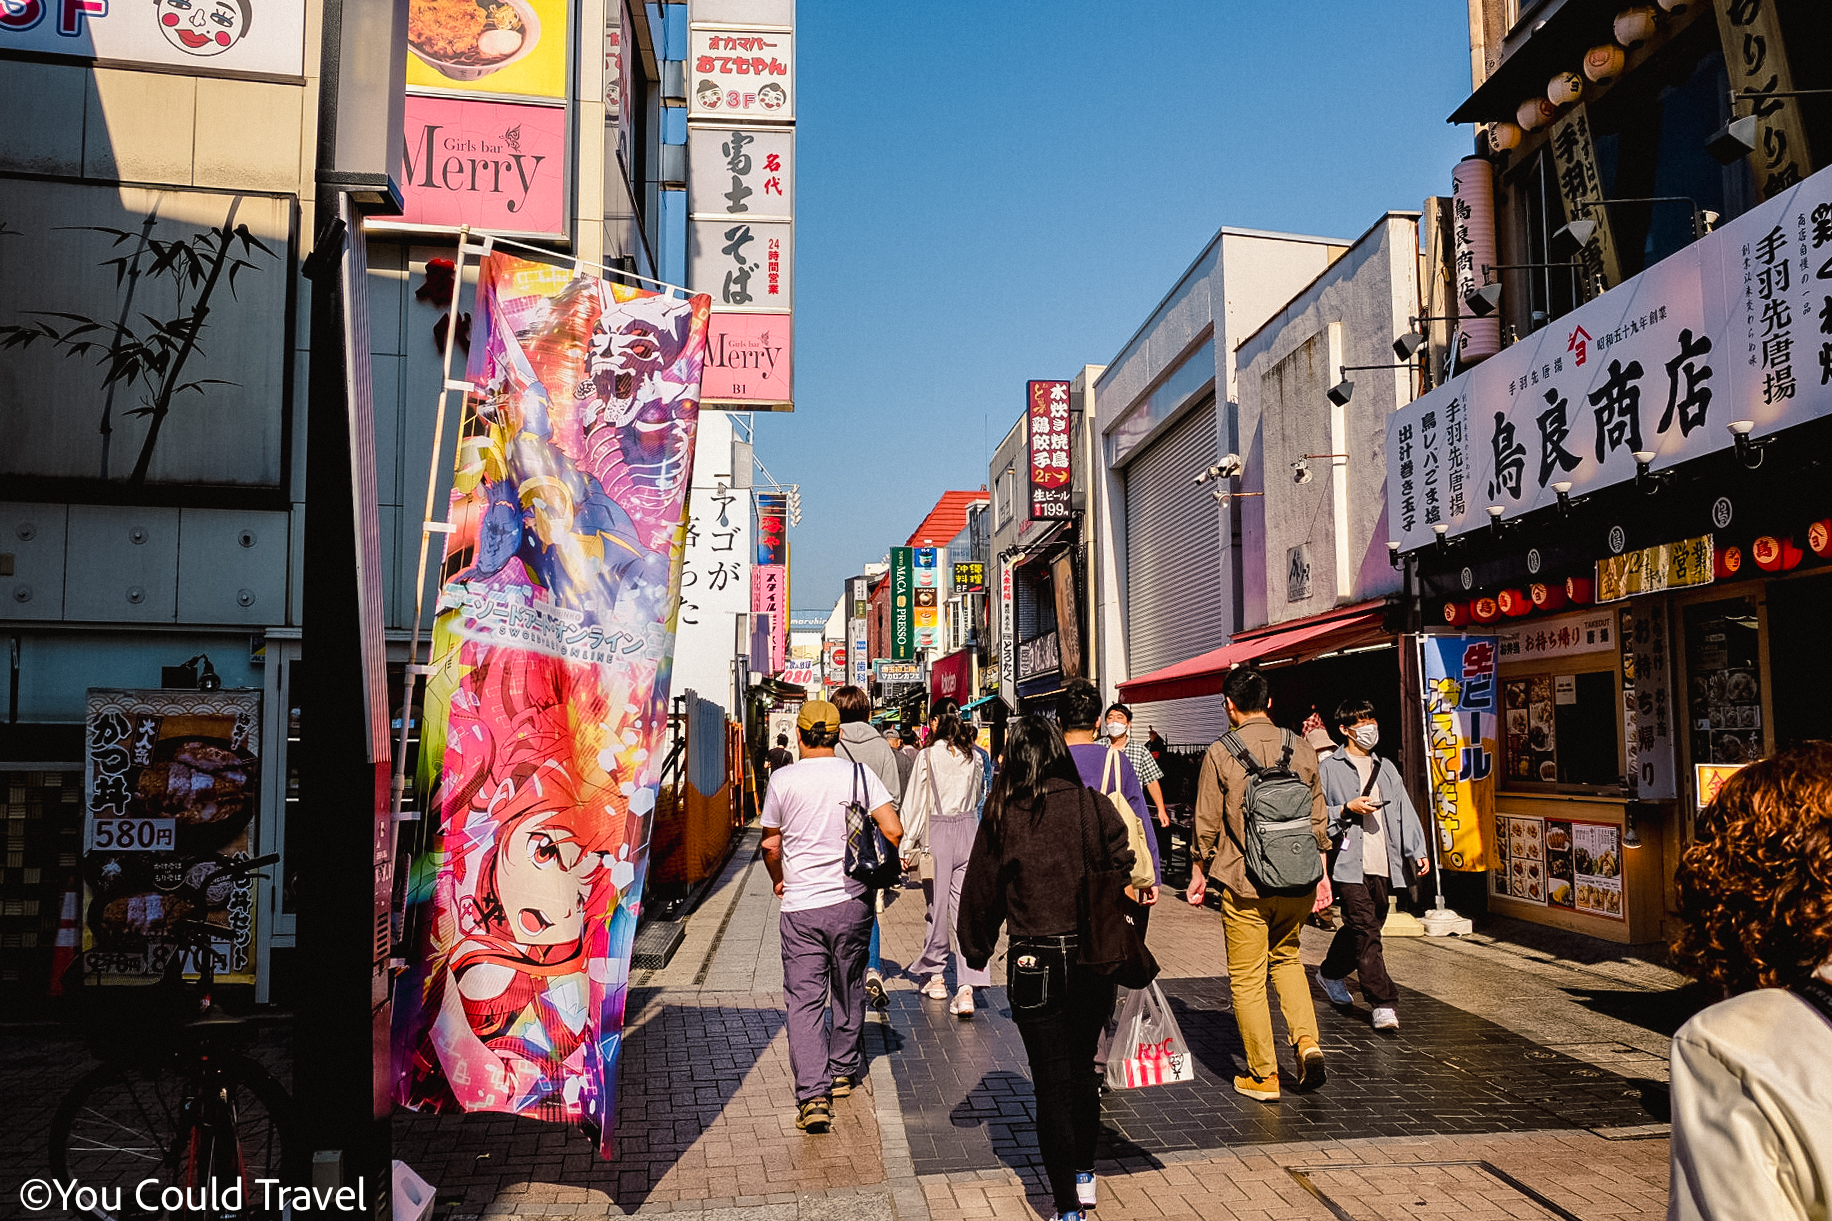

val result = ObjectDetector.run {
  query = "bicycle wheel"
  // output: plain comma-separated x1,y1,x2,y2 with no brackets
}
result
50,1055,292,1220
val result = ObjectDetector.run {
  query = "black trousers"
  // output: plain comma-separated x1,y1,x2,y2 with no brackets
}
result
1009,937,1116,1213
1320,872,1399,1007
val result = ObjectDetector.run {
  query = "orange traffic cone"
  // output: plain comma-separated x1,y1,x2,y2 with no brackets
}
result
47,877,79,997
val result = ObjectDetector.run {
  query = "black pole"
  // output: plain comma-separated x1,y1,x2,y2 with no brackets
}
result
292,0,392,1208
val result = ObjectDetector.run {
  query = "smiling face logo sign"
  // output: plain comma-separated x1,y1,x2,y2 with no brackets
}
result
156,0,249,56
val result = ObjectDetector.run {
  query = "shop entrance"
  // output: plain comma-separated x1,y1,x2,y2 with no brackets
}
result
1765,572,1832,751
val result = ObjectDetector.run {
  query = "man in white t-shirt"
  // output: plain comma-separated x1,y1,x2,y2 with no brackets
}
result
761,698,902,1134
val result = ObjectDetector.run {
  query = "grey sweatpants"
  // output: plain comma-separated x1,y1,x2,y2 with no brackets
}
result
909,812,992,988
779,894,873,1103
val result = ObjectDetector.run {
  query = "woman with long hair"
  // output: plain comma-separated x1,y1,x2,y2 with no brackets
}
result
958,716,1133,1221
1667,744,1832,1221
901,697,989,1016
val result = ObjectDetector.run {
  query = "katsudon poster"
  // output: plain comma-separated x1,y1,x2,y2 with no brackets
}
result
392,251,711,1156
406,0,571,101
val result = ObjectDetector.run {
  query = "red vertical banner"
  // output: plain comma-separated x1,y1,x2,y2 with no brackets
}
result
1027,380,1072,520
752,564,787,674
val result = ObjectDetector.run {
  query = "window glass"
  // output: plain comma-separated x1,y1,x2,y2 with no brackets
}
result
1684,596,1763,765
1502,669,1620,786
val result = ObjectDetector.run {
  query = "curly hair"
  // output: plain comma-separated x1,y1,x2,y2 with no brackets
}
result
1670,743,1832,995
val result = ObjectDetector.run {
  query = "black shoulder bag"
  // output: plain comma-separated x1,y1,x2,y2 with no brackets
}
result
843,761,902,889
1075,786,1159,989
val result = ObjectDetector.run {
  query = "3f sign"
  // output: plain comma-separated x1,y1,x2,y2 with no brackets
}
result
0,0,109,36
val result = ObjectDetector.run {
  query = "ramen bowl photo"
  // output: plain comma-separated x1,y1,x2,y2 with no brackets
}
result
409,0,542,81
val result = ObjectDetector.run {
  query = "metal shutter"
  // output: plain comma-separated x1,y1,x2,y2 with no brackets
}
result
1124,401,1228,745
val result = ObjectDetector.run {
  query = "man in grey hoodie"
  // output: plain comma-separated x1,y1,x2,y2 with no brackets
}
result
831,685,903,1009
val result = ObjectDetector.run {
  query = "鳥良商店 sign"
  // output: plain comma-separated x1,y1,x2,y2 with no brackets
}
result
1387,162,1832,551
1028,380,1072,521
688,28,793,120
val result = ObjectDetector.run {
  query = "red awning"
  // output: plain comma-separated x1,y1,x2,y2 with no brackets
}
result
1117,600,1389,705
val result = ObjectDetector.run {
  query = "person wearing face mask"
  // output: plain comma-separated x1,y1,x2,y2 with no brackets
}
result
1316,699,1430,1031
1105,703,1170,831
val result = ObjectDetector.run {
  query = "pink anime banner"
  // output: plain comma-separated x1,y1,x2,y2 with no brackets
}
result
393,251,710,1157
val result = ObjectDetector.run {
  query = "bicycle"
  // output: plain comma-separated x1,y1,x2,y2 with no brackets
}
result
49,853,293,1220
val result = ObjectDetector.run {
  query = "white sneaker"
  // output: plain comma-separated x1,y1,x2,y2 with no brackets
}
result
1372,1006,1400,1030
921,974,949,1000
949,985,975,1018
1075,1171,1097,1207
1318,974,1354,1006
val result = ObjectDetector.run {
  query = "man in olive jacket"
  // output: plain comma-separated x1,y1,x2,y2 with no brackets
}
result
1187,668,1331,1101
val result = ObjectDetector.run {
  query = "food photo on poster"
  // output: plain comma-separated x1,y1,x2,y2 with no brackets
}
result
407,0,570,98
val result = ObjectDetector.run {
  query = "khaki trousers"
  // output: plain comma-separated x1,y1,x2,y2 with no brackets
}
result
1221,886,1321,1080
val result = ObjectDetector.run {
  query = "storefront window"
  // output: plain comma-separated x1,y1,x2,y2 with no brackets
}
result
1684,596,1763,765
1502,669,1620,786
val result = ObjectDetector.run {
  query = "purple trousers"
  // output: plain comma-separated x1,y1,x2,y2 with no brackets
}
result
910,812,992,988
779,894,874,1103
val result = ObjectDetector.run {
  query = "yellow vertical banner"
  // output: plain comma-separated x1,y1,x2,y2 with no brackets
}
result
1421,635,1498,871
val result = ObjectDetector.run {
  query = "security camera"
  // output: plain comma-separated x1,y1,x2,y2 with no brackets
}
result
1193,453,1245,485
1292,459,1313,485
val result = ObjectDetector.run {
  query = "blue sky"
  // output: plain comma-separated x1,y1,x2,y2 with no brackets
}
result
762,1,1476,612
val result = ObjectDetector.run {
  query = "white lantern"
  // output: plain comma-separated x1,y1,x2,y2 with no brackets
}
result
1614,6,1657,48
1583,43,1627,84
1517,97,1558,131
1490,121,1524,152
1548,71,1584,107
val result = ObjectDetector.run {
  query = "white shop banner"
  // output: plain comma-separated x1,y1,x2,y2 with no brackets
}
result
689,217,793,311
688,126,794,218
1389,162,1832,550
1,0,305,76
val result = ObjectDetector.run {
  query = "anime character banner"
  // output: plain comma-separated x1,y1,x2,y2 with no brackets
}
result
393,252,710,1156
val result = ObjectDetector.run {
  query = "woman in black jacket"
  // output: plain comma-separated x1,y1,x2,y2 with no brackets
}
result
958,716,1134,1221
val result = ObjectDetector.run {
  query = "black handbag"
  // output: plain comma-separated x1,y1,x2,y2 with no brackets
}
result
843,761,902,889
1074,786,1159,990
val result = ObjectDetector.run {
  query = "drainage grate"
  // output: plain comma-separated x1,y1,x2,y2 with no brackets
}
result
630,918,686,970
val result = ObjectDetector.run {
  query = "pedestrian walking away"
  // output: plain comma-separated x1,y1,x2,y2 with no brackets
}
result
760,699,903,1134
1188,667,1331,1101
831,685,905,1012
959,715,1136,1221
1666,744,1832,1221
900,696,991,1016
766,733,795,777
1316,699,1429,1031
1059,678,1160,938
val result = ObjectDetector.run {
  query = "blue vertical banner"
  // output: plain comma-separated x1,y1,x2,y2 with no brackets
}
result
1421,635,1497,872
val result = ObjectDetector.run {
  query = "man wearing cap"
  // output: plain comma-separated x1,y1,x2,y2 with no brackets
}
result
833,685,905,1009
761,698,903,1134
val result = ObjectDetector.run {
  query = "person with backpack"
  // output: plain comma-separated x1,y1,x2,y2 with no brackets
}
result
760,699,902,1134
1316,699,1430,1031
900,697,991,1016
1187,667,1331,1101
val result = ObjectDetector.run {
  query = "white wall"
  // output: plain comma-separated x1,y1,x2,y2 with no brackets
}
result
670,411,750,715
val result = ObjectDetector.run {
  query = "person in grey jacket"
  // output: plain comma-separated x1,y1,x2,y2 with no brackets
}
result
831,685,903,1009
1316,698,1429,1031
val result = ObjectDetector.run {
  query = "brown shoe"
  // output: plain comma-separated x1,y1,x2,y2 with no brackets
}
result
796,1098,831,1133
1233,1072,1280,1101
1295,1037,1326,1090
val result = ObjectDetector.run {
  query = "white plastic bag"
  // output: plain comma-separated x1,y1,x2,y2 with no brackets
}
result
1103,981,1194,1089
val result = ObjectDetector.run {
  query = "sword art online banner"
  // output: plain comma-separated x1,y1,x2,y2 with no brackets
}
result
393,251,710,1157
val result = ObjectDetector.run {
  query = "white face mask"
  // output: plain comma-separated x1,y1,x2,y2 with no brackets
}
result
1350,723,1380,750
1105,721,1128,739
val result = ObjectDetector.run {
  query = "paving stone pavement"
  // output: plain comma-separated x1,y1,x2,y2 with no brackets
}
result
0,833,1697,1221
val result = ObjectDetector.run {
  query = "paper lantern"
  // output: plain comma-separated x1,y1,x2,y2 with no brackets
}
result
1583,44,1627,83
1442,600,1472,628
1517,97,1558,131
1614,7,1657,48
1497,588,1533,617
1715,544,1743,580
1530,582,1568,611
1808,519,1832,558
1471,596,1502,624
1565,576,1595,605
1548,72,1585,107
1752,535,1804,572
1489,121,1524,152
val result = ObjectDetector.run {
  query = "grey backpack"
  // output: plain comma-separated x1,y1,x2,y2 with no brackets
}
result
1220,730,1323,892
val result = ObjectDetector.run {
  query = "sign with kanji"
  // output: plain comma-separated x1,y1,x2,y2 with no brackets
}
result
1495,610,1616,662
952,561,985,592
1027,380,1072,521
688,27,794,120
1714,0,1813,203
690,217,793,311
1547,105,1624,291
755,493,787,566
1421,635,1497,872
1596,536,1714,603
751,564,787,674
1387,162,1832,551
689,126,793,218
679,485,751,630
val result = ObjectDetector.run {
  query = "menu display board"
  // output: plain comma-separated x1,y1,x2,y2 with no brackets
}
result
1490,813,1546,905
1503,677,1557,783
1571,821,1623,919
1684,597,1764,766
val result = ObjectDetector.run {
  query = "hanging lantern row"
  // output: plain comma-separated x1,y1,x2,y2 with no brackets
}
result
1488,4,1686,153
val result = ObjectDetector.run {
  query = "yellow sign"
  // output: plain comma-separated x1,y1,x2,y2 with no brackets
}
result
406,0,571,100
1596,535,1713,603
1422,636,1497,872
1695,762,1750,812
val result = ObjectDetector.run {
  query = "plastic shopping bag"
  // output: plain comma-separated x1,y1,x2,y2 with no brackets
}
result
1103,981,1195,1089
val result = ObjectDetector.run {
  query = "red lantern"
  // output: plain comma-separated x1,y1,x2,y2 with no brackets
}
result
1715,544,1743,580
1497,588,1533,617
1471,596,1502,624
1565,576,1594,605
1442,601,1472,628
1530,582,1568,611
1752,535,1804,572
1809,519,1832,558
